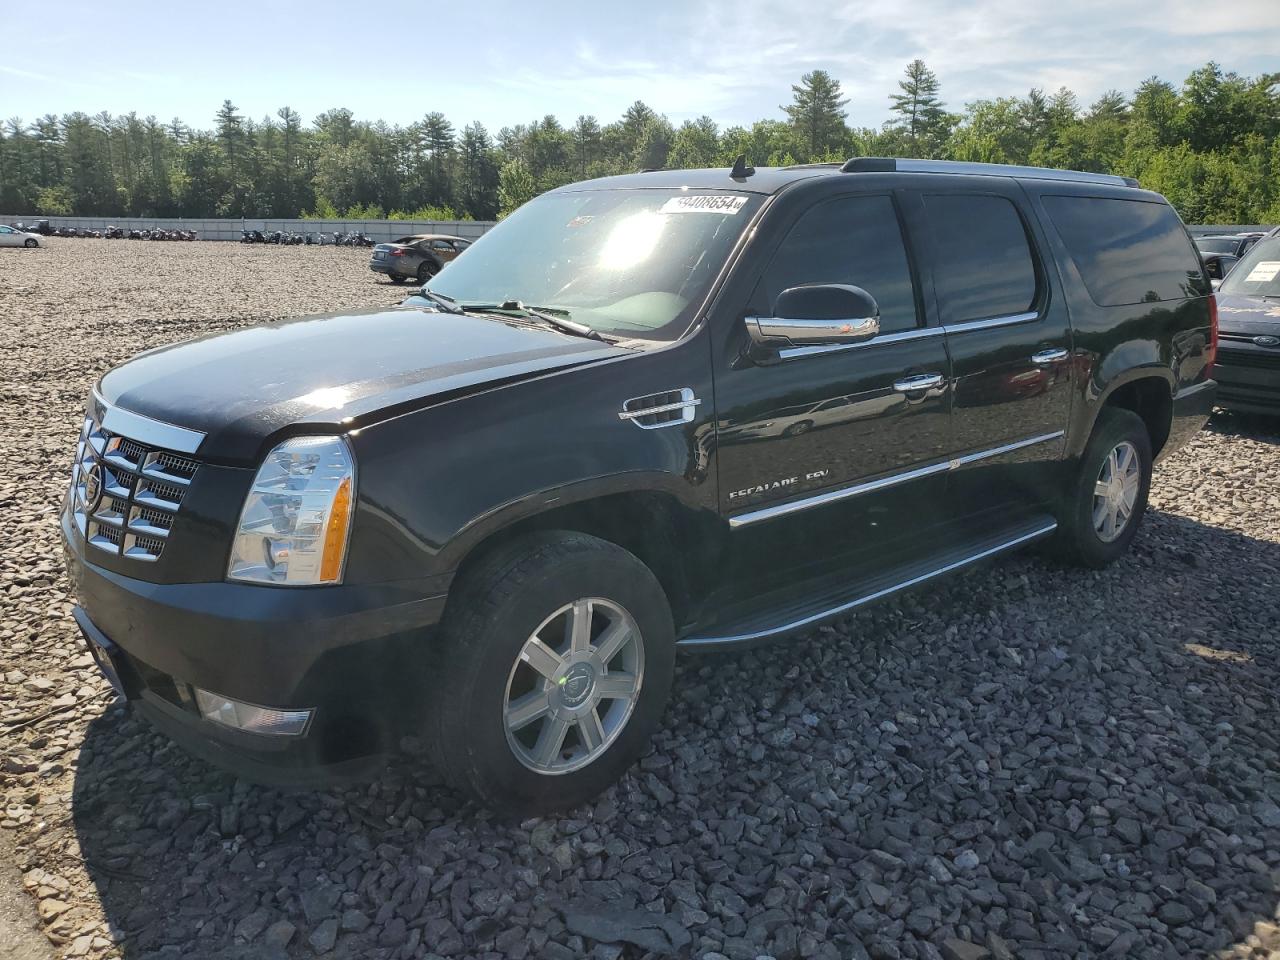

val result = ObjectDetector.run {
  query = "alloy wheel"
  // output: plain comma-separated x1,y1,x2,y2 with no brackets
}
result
503,597,644,775
1092,440,1141,542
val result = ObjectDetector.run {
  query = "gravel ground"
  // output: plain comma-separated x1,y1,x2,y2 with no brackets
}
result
2,238,1280,960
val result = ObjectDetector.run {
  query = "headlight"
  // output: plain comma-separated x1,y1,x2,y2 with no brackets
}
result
228,436,355,585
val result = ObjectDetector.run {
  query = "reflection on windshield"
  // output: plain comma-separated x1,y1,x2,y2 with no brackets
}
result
1220,237,1280,298
427,189,760,341
599,211,666,270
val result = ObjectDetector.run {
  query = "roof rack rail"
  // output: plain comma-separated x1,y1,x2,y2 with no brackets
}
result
839,157,1139,188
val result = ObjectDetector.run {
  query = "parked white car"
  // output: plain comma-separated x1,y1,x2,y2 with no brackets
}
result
0,225,41,247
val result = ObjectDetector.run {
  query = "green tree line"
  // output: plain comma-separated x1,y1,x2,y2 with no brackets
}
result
1,60,1276,224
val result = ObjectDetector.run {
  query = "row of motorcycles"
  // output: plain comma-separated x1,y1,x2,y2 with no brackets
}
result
37,224,198,240
240,230,377,246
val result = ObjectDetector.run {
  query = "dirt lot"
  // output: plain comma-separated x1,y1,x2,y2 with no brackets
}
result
2,238,1279,960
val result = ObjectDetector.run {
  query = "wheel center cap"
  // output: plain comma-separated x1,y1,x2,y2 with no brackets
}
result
559,662,596,707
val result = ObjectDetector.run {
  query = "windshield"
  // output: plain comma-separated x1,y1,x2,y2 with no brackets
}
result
1220,237,1280,298
425,188,761,341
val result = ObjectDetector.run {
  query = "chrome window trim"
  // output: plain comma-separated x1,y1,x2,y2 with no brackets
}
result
941,311,1039,334
92,388,205,454
777,325,943,360
728,430,1065,528
681,520,1059,647
773,311,1041,361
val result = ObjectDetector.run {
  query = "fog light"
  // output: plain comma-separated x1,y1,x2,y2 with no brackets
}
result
194,689,313,737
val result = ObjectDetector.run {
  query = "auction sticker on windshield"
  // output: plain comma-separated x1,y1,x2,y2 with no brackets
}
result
1245,261,1280,283
660,195,748,215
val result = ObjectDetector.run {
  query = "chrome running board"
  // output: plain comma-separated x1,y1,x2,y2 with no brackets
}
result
679,517,1058,650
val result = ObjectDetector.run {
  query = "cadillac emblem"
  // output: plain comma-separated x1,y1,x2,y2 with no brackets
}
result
79,460,105,515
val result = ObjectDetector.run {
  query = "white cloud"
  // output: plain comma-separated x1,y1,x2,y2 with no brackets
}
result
573,0,1280,128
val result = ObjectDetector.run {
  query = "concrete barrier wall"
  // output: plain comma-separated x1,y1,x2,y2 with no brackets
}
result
1,215,496,242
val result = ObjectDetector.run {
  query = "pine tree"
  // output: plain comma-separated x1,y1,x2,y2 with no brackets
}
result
783,70,848,161
888,60,950,157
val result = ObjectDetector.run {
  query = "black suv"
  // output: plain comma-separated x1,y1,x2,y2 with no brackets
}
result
62,158,1217,811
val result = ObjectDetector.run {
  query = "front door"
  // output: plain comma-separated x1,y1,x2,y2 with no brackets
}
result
713,193,952,595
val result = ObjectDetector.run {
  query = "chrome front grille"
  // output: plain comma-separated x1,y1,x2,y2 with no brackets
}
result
70,411,200,562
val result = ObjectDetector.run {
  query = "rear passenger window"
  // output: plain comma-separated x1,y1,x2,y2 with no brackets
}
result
1042,196,1206,305
760,195,919,334
924,195,1038,324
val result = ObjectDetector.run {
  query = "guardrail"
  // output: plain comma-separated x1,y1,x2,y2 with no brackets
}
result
0,215,496,242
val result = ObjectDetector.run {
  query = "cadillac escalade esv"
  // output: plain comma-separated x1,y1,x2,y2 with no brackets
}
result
62,158,1218,812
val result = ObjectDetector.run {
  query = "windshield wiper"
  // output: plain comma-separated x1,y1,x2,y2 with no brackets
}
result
498,300,607,342
416,287,465,314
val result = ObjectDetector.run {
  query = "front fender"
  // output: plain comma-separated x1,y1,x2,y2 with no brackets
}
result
342,336,717,585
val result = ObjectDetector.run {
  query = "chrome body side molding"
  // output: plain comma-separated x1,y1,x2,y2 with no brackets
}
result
728,430,1065,528
679,520,1058,648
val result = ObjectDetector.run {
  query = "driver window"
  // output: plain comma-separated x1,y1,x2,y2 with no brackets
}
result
758,195,919,334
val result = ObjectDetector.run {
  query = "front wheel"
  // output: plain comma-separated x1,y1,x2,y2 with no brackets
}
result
425,532,675,813
24,238,38,248
416,260,438,283
1053,407,1152,568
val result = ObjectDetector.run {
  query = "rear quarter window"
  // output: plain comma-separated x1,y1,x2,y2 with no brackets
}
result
1042,196,1207,306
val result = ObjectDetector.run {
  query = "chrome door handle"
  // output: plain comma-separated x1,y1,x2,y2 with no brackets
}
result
1031,348,1069,365
892,373,945,393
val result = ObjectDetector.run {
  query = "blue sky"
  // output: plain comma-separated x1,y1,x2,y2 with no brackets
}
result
2,0,1278,133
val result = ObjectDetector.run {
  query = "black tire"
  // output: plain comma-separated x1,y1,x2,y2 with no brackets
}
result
425,531,675,814
24,238,37,248
783,419,814,437
1053,407,1152,568
389,275,408,284
416,260,438,283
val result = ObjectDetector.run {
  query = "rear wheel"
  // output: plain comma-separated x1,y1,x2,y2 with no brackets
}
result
425,532,675,813
1053,407,1152,568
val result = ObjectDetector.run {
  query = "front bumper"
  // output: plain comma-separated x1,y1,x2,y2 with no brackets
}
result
62,509,449,785
1213,349,1280,415
1159,379,1217,460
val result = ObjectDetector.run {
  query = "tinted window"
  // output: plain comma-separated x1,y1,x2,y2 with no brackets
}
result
1043,196,1206,305
760,195,918,333
924,195,1037,323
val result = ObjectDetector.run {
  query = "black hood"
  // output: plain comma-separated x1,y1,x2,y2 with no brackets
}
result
98,304,626,463
1217,292,1280,336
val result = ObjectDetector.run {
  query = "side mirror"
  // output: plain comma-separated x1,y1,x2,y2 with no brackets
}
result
747,284,880,352
1218,254,1239,278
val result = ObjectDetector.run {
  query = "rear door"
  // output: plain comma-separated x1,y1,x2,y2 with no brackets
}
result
916,188,1074,518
